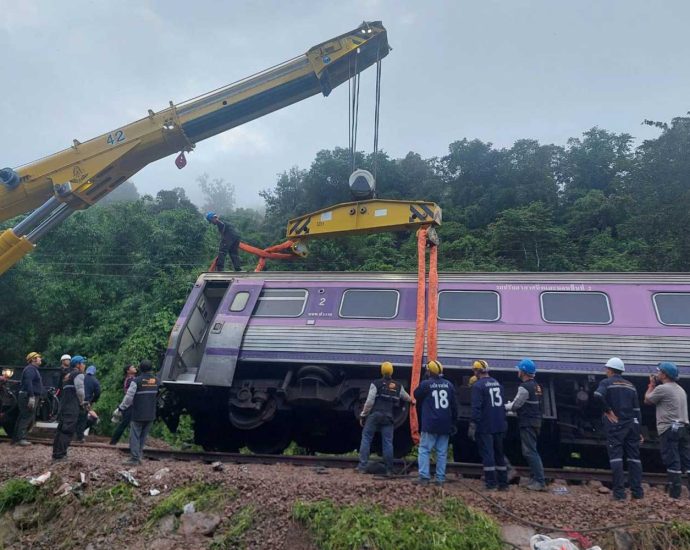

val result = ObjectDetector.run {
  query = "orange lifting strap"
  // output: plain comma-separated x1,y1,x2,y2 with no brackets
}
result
409,227,439,445
208,240,296,272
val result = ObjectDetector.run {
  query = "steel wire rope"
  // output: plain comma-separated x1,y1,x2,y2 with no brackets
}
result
372,44,382,182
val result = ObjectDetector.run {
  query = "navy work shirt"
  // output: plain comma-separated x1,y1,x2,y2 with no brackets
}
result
594,374,641,424
20,364,43,397
471,376,508,434
84,375,101,403
414,375,458,435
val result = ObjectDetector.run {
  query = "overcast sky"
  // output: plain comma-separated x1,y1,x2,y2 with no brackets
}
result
2,0,689,209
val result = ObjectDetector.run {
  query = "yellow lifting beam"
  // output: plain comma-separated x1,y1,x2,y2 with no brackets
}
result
285,199,441,256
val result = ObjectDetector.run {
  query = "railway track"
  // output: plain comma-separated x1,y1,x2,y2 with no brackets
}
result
1,435,669,485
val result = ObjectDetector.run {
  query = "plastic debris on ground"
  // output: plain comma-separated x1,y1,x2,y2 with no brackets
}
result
119,470,140,487
149,488,161,496
530,534,602,550
551,486,569,495
28,471,51,486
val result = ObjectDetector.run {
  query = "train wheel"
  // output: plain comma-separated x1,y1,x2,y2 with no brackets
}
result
245,414,292,455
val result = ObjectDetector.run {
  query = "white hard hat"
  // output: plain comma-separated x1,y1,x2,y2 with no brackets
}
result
605,357,625,372
60,354,71,361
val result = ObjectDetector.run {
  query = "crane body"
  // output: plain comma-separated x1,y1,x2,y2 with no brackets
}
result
0,21,389,275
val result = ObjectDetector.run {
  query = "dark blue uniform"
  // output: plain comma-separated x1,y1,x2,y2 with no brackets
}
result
415,377,458,435
13,363,44,443
471,377,508,489
215,220,242,271
594,374,643,499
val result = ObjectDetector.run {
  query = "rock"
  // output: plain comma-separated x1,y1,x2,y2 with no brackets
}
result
153,467,171,481
179,512,221,537
598,485,611,494
158,514,177,535
211,461,224,471
182,502,195,514
150,538,178,550
0,514,18,547
588,480,603,489
85,544,95,550
11,503,38,529
501,524,535,549
613,528,634,550
553,478,567,486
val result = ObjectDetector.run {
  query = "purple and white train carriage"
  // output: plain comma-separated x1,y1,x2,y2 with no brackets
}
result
159,271,690,464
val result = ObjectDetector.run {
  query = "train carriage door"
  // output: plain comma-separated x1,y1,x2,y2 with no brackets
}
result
195,279,264,387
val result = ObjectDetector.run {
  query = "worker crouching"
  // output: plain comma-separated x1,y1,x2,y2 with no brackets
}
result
357,361,412,475
414,360,458,486
468,360,509,491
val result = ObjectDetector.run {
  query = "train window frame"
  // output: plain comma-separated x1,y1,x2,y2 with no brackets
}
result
437,290,501,322
653,293,690,326
252,288,309,318
540,291,613,325
338,289,400,319
229,291,250,312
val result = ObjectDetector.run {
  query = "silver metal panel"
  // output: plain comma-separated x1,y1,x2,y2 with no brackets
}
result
240,326,690,368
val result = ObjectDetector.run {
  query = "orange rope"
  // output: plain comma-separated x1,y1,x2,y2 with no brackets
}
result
209,240,296,272
427,244,438,361
409,227,428,445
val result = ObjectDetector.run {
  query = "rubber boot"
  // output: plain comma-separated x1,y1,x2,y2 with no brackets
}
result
669,473,682,498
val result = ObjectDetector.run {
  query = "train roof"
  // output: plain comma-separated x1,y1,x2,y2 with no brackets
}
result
197,271,690,285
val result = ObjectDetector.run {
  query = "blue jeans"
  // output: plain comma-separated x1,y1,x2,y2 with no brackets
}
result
476,432,508,489
418,432,450,482
358,412,394,471
520,426,545,485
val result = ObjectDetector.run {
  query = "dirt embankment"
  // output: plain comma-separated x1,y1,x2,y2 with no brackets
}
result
0,442,689,549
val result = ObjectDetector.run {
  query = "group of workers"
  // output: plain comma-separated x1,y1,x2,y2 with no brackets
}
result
10,352,158,466
357,356,690,500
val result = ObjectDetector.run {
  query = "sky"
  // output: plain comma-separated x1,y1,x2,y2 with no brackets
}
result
1,0,689,209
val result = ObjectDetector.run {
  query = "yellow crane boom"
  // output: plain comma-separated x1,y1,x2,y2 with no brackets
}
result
0,21,390,275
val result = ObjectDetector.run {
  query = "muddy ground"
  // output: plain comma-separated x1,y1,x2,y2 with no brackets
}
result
0,440,689,549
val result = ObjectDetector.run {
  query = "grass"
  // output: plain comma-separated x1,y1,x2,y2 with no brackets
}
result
293,497,503,550
0,478,38,513
210,505,255,550
81,483,135,508
147,482,232,526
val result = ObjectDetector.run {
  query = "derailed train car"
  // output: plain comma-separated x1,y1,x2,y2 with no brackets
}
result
159,271,690,465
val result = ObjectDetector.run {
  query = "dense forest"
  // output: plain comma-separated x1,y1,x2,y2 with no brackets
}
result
1,115,688,437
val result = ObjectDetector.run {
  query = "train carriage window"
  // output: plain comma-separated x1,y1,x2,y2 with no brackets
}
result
253,289,308,317
229,292,250,312
653,293,690,326
438,291,500,321
339,289,399,319
541,292,612,324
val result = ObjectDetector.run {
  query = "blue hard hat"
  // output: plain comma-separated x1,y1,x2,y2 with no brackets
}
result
71,355,85,367
516,358,536,375
205,211,216,222
86,365,96,375
658,362,679,381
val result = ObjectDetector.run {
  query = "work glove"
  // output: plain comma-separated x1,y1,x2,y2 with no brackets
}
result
111,408,123,424
467,422,476,442
27,396,36,410
504,401,513,412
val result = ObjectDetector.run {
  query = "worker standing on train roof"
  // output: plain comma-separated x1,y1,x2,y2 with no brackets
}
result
357,361,413,476
505,358,546,491
644,362,689,499
594,357,644,500
206,212,242,272
414,360,458,486
468,360,509,491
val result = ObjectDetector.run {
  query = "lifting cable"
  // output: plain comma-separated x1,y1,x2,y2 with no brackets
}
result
409,227,439,445
208,240,296,273
348,55,361,174
372,45,382,181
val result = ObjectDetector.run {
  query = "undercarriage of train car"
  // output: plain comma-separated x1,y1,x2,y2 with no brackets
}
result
159,361,412,456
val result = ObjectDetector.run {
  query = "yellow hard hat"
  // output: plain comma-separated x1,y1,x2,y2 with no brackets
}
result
472,360,489,372
426,360,443,375
25,352,41,363
380,361,394,377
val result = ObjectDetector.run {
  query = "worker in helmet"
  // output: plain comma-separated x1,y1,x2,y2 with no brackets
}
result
413,360,458,486
593,357,644,500
52,355,88,462
357,361,413,475
468,360,509,491
644,362,688,498
13,352,44,446
206,211,242,272
505,358,546,491
58,354,71,389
